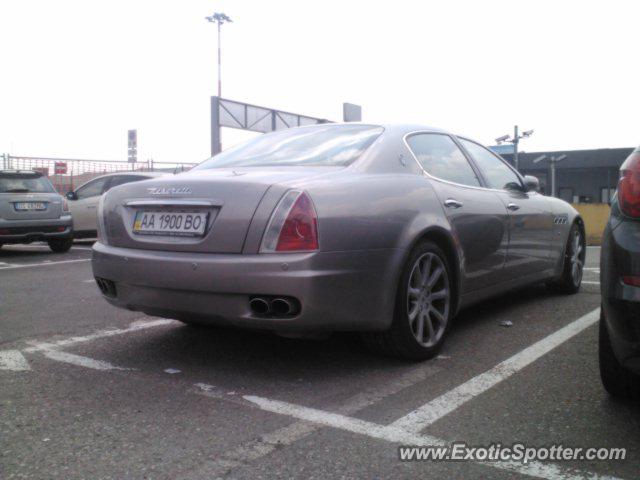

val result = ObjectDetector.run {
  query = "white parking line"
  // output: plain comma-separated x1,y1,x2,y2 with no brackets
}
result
0,350,31,371
3,319,178,374
40,349,130,371
24,318,177,353
190,364,442,478
0,258,91,270
389,308,600,433
244,395,624,480
583,281,601,285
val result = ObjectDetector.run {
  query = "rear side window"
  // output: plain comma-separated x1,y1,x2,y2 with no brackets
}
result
406,133,481,187
459,138,523,191
196,124,384,169
0,173,55,193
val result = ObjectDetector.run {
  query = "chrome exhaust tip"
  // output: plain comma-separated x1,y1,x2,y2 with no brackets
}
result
249,297,271,315
271,298,293,316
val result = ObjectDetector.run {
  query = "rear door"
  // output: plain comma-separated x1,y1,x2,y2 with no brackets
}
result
406,133,509,293
68,176,110,232
458,138,555,278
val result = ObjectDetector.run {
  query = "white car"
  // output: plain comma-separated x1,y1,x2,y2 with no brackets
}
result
66,172,165,237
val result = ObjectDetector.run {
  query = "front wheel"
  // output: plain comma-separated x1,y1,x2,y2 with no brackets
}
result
362,241,453,360
48,237,73,253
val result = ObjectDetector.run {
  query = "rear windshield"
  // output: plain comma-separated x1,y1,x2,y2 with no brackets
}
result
0,174,56,193
195,124,384,169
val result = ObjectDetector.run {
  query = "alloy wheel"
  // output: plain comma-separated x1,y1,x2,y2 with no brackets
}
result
570,230,584,286
407,252,450,347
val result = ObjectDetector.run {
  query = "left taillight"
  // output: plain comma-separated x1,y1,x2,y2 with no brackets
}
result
618,149,640,218
260,190,319,253
622,276,640,287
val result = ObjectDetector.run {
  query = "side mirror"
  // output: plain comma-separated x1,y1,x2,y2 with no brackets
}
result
66,191,78,200
523,175,540,193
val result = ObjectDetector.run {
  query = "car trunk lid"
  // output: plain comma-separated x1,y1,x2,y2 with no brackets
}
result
103,167,340,253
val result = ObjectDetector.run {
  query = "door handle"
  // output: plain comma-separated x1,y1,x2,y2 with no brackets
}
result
507,203,520,211
444,199,463,209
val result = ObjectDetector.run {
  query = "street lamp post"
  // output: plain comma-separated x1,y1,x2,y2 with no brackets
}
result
205,12,232,98
495,125,534,171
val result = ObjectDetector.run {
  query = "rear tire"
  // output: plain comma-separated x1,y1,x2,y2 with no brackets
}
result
599,313,640,400
362,240,453,361
547,222,584,294
47,237,73,253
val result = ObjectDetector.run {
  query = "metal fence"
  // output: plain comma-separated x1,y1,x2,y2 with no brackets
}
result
1,154,198,194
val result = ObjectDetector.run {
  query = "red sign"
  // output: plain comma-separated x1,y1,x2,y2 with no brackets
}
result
54,162,67,175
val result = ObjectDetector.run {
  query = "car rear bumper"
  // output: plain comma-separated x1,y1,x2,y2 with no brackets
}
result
91,242,404,332
0,215,73,243
601,217,640,373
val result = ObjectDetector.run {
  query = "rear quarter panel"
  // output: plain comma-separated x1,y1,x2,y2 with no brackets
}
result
285,173,450,254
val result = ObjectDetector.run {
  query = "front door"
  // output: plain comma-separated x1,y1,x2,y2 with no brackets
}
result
494,189,555,276
458,138,555,278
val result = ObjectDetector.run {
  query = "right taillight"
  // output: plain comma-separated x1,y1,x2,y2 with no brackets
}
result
618,150,640,218
260,190,319,253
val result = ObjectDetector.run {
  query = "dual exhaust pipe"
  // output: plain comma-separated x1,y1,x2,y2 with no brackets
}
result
249,296,298,316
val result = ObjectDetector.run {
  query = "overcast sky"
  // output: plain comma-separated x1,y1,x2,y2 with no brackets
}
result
1,0,638,164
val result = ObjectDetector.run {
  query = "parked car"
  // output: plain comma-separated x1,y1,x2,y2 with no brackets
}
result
92,123,585,359
0,170,74,252
600,146,640,399
67,171,165,238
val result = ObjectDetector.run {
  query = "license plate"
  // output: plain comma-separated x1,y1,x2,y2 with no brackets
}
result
14,202,47,211
133,210,208,237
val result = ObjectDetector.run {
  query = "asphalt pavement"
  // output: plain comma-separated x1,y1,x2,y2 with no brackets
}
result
1,243,638,480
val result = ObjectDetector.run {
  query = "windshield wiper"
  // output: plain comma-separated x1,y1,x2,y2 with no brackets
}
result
5,189,31,193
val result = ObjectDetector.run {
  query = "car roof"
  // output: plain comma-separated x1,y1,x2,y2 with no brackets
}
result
277,122,451,138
